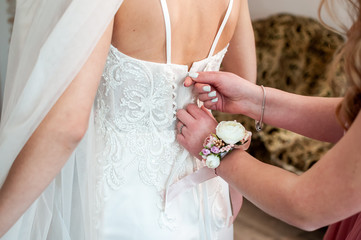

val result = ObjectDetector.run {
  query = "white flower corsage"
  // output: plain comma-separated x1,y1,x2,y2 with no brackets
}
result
199,121,251,169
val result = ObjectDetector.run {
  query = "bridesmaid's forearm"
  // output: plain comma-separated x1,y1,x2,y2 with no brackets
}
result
216,150,316,230
244,87,344,143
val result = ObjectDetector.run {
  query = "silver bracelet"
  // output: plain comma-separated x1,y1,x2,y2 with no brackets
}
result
255,85,266,132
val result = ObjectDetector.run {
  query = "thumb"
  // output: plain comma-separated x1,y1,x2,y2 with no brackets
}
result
201,105,215,119
183,76,194,87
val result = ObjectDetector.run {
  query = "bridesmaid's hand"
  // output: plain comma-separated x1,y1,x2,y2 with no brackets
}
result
184,71,259,116
176,104,218,159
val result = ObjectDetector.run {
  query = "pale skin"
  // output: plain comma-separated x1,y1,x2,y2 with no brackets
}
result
113,0,256,81
177,71,361,231
0,0,255,236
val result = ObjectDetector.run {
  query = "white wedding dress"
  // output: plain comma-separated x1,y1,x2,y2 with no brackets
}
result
1,0,242,239
94,0,237,239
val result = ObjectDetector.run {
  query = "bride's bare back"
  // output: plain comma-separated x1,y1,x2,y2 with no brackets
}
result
112,0,241,67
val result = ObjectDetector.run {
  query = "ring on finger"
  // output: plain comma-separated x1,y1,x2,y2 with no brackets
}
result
179,124,185,134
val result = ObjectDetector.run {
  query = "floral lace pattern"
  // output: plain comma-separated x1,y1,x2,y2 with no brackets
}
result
95,45,230,234
100,46,177,133
95,46,183,190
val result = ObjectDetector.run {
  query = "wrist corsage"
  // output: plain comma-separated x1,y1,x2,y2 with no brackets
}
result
200,121,252,169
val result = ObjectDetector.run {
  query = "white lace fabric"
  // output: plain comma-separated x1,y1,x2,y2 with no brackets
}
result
95,41,233,239
93,0,235,238
0,0,236,238
96,44,229,191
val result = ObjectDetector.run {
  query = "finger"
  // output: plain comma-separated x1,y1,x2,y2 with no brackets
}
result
193,83,212,95
176,108,196,126
176,120,189,134
176,121,190,137
203,100,218,110
201,105,215,119
176,121,184,133
176,133,186,147
197,93,213,102
183,76,194,87
198,88,218,102
185,104,206,120
199,93,219,108
179,125,189,137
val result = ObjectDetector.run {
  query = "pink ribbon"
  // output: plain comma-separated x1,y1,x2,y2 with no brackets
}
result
167,167,217,203
167,131,252,224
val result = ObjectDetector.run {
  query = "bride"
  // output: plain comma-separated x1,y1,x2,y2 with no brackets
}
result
0,0,256,239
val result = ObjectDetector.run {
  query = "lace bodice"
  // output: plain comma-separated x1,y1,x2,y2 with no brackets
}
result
94,0,235,237
97,46,178,133
98,44,228,128
95,44,228,189
94,0,231,207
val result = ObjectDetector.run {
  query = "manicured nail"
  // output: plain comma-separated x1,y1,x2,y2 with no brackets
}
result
208,91,216,97
211,97,218,103
188,72,199,79
203,86,211,92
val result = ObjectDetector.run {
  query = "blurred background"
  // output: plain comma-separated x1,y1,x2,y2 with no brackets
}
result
0,0,351,239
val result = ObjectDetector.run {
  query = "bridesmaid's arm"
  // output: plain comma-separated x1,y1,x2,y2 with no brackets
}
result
187,72,344,142
222,0,257,83
0,21,114,237
216,111,361,231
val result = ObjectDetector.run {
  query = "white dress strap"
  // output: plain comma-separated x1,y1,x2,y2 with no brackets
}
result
160,0,172,64
207,0,234,57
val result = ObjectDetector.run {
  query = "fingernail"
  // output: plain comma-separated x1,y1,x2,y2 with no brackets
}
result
203,86,211,92
188,72,199,79
208,91,216,97
211,97,218,103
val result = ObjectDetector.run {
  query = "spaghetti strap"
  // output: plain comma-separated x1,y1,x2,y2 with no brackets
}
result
160,0,233,63
160,0,172,64
208,0,233,57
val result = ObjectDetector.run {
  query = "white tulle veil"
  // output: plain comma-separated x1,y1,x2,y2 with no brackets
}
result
0,0,123,239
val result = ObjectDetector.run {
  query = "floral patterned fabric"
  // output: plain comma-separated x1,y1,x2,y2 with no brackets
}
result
94,44,234,239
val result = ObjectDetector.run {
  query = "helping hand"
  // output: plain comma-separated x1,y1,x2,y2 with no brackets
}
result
184,71,258,115
176,104,218,160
